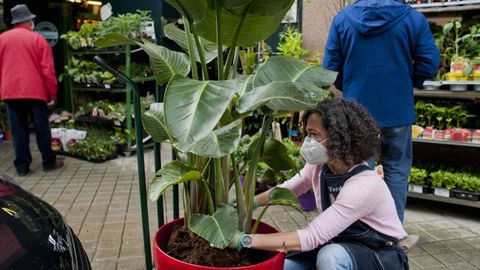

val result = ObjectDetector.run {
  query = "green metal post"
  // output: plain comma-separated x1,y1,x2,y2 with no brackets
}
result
125,45,133,153
154,85,164,227
172,150,180,219
93,56,152,270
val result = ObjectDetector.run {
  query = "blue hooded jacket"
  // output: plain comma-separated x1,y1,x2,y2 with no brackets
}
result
323,0,440,128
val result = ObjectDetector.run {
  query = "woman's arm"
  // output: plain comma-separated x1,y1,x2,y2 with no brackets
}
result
251,231,302,252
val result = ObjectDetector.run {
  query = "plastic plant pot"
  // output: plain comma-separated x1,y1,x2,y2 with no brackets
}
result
298,192,317,211
422,80,441,90
443,81,469,91
153,218,285,270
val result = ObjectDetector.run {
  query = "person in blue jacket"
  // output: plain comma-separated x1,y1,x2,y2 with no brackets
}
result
323,0,440,223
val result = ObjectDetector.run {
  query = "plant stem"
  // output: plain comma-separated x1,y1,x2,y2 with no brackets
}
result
252,205,269,233
242,114,273,232
183,16,199,80
214,158,225,205
214,0,224,80
231,155,247,229
223,5,250,79
191,24,209,81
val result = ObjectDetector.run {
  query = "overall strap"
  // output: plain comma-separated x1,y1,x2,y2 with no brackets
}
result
320,164,373,211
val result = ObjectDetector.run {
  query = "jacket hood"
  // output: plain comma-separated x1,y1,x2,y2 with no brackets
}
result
344,0,411,36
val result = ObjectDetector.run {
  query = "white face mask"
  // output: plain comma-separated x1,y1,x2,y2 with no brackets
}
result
31,22,35,30
300,137,329,165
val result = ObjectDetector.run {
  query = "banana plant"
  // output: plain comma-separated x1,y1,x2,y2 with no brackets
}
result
95,0,337,250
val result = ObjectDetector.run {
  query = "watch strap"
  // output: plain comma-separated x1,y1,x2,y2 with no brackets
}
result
236,232,245,252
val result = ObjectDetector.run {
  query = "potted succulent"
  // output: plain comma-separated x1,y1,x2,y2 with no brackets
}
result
95,0,336,269
430,170,456,197
408,167,430,194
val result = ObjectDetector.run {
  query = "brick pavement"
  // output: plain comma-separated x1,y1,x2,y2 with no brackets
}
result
1,139,479,269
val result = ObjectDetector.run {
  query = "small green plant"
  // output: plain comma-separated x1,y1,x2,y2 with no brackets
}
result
277,26,310,60
455,173,480,192
430,170,456,189
408,167,428,185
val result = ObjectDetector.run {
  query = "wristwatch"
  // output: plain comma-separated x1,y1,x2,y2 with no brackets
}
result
240,233,254,249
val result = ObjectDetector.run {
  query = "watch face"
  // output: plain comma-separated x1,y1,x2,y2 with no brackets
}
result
241,234,253,248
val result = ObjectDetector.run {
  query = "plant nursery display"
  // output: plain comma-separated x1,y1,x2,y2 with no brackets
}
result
62,10,158,154
96,0,336,268
423,18,480,91
413,100,479,143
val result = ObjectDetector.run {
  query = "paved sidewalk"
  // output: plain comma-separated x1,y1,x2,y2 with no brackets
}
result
0,139,479,269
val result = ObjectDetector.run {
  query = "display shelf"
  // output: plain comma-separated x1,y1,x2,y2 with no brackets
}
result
414,89,480,101
411,0,480,13
71,86,128,93
408,192,480,208
71,49,127,55
75,115,123,127
413,138,480,148
132,76,156,83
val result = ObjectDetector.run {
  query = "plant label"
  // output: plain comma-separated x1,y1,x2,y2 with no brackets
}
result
408,184,424,193
434,187,450,197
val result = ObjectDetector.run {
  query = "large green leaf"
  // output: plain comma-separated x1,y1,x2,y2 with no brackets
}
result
268,187,302,213
261,137,294,171
94,33,190,85
140,39,191,85
142,103,170,143
253,56,338,88
236,81,323,113
174,120,242,158
194,0,295,47
164,76,245,144
165,0,207,23
149,160,203,201
163,23,218,64
94,33,138,47
189,204,239,249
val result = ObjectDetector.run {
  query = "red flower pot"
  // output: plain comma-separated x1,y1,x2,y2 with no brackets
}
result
153,218,285,270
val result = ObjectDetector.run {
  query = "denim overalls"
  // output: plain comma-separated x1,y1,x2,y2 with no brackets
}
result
286,165,409,270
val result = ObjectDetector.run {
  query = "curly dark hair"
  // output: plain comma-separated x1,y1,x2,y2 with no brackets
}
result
301,99,380,166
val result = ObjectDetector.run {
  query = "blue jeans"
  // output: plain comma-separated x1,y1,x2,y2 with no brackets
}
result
379,125,412,223
5,100,56,173
284,244,353,270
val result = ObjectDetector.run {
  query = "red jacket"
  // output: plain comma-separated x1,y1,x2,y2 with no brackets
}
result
0,24,57,103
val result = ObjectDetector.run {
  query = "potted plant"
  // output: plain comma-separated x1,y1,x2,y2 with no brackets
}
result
408,167,430,194
95,0,336,268
452,173,480,201
430,170,456,197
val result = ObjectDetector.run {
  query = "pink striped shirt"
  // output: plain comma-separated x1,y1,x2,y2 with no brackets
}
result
279,163,407,251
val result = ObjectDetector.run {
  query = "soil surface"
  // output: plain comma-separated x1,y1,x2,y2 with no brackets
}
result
166,225,269,267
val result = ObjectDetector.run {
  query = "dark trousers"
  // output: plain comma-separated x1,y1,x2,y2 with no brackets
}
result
5,99,56,173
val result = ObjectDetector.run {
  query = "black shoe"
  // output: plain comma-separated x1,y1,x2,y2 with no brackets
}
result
44,160,64,172
17,169,30,177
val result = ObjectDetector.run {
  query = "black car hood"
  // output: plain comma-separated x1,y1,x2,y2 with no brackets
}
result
0,172,91,270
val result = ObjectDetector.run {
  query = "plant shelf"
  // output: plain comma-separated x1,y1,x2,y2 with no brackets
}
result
408,192,480,208
132,76,156,83
75,115,123,126
411,0,480,13
414,89,480,102
71,86,128,93
71,49,127,55
413,138,480,148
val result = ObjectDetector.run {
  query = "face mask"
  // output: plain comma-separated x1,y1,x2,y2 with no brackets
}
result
300,137,329,165
31,22,35,30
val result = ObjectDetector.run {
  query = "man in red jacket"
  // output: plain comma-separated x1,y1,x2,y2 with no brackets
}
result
0,4,63,176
